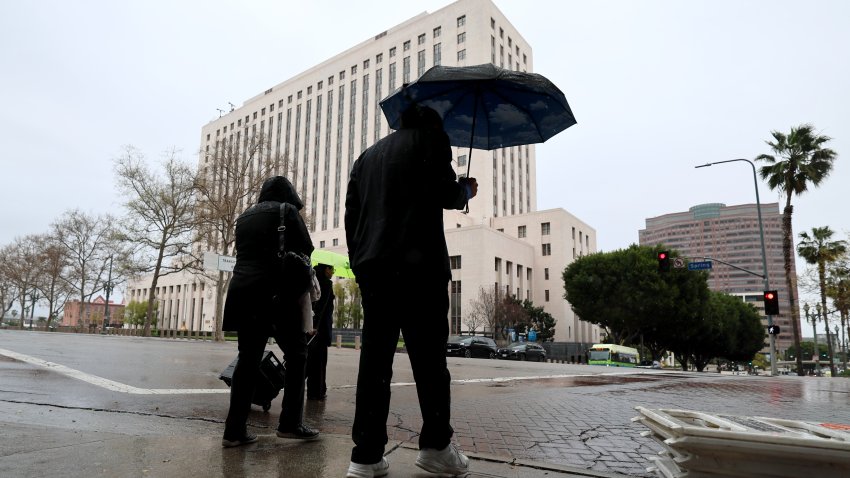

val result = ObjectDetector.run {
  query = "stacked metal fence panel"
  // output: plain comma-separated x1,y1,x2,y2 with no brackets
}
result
633,407,850,478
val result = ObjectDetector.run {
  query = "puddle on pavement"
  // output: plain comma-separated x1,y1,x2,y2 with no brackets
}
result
486,374,662,388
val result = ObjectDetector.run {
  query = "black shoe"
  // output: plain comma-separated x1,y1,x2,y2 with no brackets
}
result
276,424,320,440
222,433,259,448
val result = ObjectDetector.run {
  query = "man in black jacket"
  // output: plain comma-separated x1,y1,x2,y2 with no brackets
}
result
344,106,477,477
221,176,319,447
306,263,334,400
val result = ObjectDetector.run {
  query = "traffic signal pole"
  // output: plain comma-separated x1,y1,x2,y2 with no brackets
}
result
696,159,777,376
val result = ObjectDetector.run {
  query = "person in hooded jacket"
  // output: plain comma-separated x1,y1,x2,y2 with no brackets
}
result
344,105,477,478
221,176,319,447
306,263,335,400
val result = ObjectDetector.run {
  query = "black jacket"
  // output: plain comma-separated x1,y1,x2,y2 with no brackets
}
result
311,265,335,347
344,127,467,281
222,176,314,332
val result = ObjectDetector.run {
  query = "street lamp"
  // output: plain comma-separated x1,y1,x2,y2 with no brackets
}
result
695,158,776,375
805,303,820,375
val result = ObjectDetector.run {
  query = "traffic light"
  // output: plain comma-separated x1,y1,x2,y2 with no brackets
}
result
657,251,670,272
763,290,780,315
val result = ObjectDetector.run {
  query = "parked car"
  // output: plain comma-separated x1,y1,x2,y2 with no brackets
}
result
497,342,547,362
446,336,498,359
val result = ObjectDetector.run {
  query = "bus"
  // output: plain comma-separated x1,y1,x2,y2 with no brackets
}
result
588,344,640,367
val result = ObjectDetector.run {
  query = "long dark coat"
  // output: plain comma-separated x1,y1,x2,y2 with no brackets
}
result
311,265,335,347
222,177,314,332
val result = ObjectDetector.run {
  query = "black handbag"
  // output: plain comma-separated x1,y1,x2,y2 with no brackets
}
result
276,203,313,299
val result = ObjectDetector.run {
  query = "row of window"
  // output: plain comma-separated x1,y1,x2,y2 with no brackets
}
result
516,222,551,238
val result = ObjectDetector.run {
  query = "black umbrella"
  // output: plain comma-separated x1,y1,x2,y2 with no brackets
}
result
380,63,577,176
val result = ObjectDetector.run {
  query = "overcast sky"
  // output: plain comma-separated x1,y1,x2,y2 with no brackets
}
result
2,0,848,310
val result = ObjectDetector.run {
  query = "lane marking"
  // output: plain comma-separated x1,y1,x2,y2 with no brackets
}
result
2,347,655,395
0,347,229,395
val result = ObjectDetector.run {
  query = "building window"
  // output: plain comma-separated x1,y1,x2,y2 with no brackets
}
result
340,70,345,80
457,154,467,166
518,225,526,238
457,15,466,27
418,49,426,76
450,280,462,335
351,65,357,75
491,17,495,29
433,26,441,38
376,53,383,64
542,243,551,256
506,261,512,276
403,40,411,51
363,59,370,69
320,240,325,248
457,32,465,44
433,43,441,66
418,33,426,45
541,222,551,235
545,290,550,302
457,49,466,61
499,27,504,39
333,238,339,246
544,268,549,280
450,255,462,270
403,56,411,83
389,47,396,58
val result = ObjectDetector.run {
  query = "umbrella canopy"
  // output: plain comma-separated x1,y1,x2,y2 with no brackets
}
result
380,63,576,153
310,249,355,279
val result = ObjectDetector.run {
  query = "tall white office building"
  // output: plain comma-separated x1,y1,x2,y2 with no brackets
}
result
128,0,601,346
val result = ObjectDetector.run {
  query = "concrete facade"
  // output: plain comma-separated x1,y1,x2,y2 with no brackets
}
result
127,0,600,344
639,202,799,354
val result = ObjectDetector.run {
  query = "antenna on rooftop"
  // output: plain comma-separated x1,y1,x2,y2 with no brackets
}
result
228,102,235,111
216,108,225,118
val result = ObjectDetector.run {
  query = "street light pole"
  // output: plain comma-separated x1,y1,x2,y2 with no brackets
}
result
696,158,777,375
102,256,114,333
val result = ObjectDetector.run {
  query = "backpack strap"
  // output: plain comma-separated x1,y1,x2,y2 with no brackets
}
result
277,203,287,258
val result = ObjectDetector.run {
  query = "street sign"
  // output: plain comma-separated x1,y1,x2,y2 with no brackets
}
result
768,325,781,335
203,252,236,272
673,258,686,269
688,261,713,271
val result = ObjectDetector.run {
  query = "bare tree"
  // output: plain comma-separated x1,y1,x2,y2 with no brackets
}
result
0,237,40,328
468,285,500,337
114,145,197,337
51,210,117,329
0,246,18,320
465,286,494,335
31,233,73,328
191,132,290,341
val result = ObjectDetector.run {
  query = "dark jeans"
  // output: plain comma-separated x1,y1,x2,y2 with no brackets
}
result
306,342,328,398
350,268,453,464
223,303,308,439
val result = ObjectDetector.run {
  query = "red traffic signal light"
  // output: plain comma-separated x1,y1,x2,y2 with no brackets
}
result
657,251,670,272
763,290,779,315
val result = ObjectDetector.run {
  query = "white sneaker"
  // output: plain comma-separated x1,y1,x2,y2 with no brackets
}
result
346,457,389,478
415,443,469,476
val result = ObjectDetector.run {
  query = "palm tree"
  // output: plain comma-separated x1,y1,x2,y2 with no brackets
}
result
756,124,838,376
797,227,847,377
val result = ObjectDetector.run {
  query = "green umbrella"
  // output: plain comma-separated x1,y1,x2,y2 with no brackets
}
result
310,249,355,279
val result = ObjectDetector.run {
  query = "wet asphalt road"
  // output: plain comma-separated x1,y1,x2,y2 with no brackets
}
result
2,330,849,477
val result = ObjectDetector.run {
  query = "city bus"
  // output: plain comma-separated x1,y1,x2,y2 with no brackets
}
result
588,344,640,367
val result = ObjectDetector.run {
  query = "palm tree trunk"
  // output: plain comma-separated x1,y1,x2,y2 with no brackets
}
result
783,204,805,376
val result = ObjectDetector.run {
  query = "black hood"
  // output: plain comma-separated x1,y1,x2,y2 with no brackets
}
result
257,176,304,210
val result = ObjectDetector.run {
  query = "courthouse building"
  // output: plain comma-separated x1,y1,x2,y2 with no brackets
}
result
639,202,798,354
128,0,601,344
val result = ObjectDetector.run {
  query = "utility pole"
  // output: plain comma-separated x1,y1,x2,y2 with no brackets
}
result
102,256,114,332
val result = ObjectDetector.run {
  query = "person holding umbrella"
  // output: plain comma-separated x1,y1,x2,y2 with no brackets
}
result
344,104,476,478
306,262,334,401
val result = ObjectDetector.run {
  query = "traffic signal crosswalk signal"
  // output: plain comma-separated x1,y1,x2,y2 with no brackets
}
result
763,290,779,315
657,251,670,272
